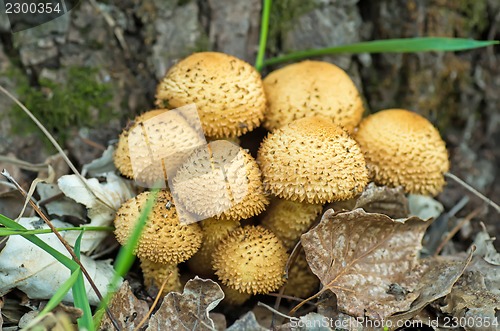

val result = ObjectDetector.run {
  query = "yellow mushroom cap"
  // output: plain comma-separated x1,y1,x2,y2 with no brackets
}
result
212,226,288,295
284,252,319,299
262,60,364,133
257,116,369,204
155,52,266,138
261,198,323,250
114,190,203,264
220,284,252,306
113,109,205,186
354,109,450,195
187,218,240,277
172,140,269,221
140,258,182,296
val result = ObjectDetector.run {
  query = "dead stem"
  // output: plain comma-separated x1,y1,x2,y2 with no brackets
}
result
134,271,173,331
434,206,486,256
445,172,500,213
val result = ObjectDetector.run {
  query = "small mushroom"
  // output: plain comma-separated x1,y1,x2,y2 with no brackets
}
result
260,198,323,250
284,252,319,299
155,52,266,138
262,60,364,133
257,116,369,204
220,284,252,306
140,258,182,296
212,226,288,295
114,190,203,264
354,109,450,195
186,218,240,277
113,109,205,186
172,140,269,222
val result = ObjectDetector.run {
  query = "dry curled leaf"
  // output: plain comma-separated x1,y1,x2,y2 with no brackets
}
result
328,183,409,219
301,208,430,319
146,277,224,331
387,253,473,328
99,281,149,331
275,313,333,331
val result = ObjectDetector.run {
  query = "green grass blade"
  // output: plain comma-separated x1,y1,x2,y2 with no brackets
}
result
72,230,94,331
262,37,499,67
0,214,77,270
93,189,158,327
0,226,114,236
255,0,272,71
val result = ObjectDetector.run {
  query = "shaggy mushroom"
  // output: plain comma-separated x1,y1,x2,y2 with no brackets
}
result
155,52,266,138
354,108,450,195
284,252,319,299
113,109,205,186
262,60,364,133
212,226,288,295
172,140,269,222
140,258,182,296
257,116,369,204
187,218,240,277
261,198,323,250
114,190,203,264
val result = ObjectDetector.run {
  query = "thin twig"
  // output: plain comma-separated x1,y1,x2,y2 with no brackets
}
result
445,172,500,213
267,293,318,304
1,170,121,331
258,302,296,321
434,206,485,256
134,271,173,331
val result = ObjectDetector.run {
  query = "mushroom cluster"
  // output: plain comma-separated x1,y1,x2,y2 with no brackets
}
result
112,51,449,302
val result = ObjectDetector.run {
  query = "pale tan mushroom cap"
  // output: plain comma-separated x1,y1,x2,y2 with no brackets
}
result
220,284,252,306
155,52,266,138
261,198,323,249
257,116,369,204
114,190,203,264
263,60,364,133
113,109,205,186
140,258,182,296
172,140,269,221
212,226,288,295
284,252,319,299
187,218,240,277
354,109,450,195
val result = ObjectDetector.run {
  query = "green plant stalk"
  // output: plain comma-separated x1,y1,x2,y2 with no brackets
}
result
93,190,158,327
255,0,272,72
0,226,114,236
73,231,94,330
262,37,499,67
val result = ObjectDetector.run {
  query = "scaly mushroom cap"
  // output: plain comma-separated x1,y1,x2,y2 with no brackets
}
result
354,109,449,195
187,218,240,276
172,140,269,221
113,109,205,186
212,226,288,295
140,258,182,296
220,284,252,306
114,190,203,264
257,116,369,204
262,60,364,133
261,198,323,249
284,252,319,299
155,52,266,138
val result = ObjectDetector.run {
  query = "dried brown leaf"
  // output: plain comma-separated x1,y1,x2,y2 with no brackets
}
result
146,277,224,331
301,208,429,319
99,281,149,331
387,253,472,328
328,183,409,219
442,271,500,331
